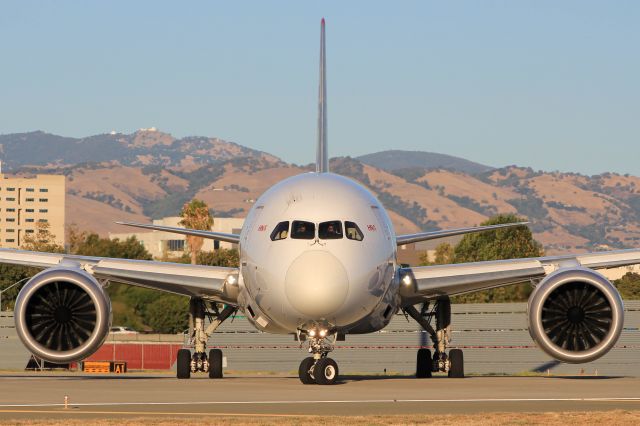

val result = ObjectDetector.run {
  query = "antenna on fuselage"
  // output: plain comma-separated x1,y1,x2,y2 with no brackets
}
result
316,18,328,173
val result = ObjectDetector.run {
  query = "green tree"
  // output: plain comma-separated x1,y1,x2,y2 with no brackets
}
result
434,242,454,265
452,214,544,303
68,228,152,260
144,296,190,334
454,214,543,263
615,272,640,300
0,265,31,311
419,242,454,266
197,249,240,267
179,199,213,265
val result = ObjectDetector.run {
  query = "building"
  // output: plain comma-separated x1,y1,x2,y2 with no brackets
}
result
109,216,244,259
0,174,65,249
397,235,464,266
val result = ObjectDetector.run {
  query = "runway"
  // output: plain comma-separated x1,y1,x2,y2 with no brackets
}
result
0,373,639,420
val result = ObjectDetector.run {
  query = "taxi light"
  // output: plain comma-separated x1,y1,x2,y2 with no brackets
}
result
402,274,413,286
308,329,316,337
226,274,238,285
319,329,327,338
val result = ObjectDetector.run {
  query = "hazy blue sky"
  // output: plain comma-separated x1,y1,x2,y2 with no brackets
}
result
1,1,638,175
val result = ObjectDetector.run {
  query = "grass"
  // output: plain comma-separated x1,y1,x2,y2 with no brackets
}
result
2,411,640,425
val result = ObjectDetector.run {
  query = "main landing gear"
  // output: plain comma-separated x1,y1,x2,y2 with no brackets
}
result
177,298,236,379
297,329,339,385
405,296,464,378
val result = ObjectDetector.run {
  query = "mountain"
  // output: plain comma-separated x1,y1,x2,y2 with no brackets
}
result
0,130,280,170
3,130,640,255
357,150,493,175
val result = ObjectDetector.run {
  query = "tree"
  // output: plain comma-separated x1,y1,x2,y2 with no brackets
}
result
21,221,64,253
179,199,213,265
434,242,454,265
68,228,152,260
615,272,640,300
0,265,31,311
452,214,544,303
454,214,543,264
197,249,240,267
144,296,190,333
419,242,454,266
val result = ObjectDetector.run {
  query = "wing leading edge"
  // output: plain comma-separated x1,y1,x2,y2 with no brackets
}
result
396,222,529,246
399,248,640,306
0,248,239,304
116,221,240,244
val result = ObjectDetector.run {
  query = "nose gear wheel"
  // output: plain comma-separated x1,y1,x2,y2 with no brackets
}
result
297,331,340,385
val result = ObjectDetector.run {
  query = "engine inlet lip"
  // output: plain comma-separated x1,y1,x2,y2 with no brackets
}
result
529,268,624,364
14,268,110,363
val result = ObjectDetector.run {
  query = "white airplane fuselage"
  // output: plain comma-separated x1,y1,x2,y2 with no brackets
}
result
238,172,401,335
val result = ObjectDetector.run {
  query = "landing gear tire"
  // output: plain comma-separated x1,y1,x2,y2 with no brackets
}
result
448,349,464,378
177,349,191,379
298,357,316,385
416,348,432,378
314,358,339,385
208,349,223,379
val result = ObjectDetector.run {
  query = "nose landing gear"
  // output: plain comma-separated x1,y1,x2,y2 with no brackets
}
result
297,331,339,385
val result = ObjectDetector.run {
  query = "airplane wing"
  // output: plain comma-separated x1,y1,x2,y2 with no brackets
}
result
116,221,241,244
396,222,529,246
0,248,239,304
399,248,640,305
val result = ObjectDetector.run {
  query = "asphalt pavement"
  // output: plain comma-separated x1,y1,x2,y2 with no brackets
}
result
0,372,639,420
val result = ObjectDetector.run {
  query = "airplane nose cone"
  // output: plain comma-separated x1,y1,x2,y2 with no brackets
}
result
285,251,349,317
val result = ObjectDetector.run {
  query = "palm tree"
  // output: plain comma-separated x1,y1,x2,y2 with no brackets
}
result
179,199,213,265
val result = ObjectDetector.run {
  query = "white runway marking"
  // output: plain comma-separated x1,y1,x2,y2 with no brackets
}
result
1,397,640,408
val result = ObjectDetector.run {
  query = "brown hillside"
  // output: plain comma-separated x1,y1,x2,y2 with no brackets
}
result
14,148,637,254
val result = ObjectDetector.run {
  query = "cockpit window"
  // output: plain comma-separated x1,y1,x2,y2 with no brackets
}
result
319,220,343,240
270,221,289,241
345,221,364,241
291,220,315,239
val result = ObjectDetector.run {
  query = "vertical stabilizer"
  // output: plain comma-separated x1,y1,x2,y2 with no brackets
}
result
316,18,328,173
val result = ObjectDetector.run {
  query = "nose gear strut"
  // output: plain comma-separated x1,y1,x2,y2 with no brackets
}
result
404,296,464,378
297,331,339,385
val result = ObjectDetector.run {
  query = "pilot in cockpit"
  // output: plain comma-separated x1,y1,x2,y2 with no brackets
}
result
326,223,340,237
296,222,307,235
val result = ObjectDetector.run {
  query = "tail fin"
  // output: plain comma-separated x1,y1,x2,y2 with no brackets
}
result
316,18,328,173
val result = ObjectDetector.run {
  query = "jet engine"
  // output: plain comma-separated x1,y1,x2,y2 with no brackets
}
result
14,268,111,363
528,268,623,363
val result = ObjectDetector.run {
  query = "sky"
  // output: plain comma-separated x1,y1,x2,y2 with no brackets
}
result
0,1,638,175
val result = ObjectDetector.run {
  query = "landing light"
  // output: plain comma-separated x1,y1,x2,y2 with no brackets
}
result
319,329,327,338
402,274,413,286
226,274,237,285
308,329,316,337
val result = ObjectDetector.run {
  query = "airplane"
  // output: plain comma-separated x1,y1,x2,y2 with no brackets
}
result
2,19,636,385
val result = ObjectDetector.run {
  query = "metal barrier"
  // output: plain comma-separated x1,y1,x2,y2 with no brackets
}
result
2,302,639,375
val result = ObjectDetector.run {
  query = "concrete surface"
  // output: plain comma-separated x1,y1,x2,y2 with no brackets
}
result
0,373,639,419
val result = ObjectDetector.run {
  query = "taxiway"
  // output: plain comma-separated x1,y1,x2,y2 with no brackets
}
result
0,373,639,420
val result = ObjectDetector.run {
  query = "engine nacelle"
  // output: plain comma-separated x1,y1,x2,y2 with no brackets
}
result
528,268,623,363
14,268,111,363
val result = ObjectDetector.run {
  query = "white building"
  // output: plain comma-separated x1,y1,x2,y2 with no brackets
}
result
109,216,244,259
